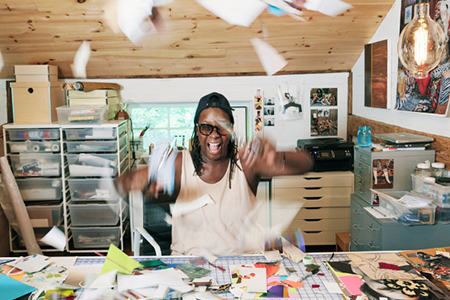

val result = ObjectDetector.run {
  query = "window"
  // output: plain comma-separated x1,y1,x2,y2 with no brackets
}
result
128,104,197,151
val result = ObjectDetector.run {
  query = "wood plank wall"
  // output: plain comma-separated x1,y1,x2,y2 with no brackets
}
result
347,115,450,169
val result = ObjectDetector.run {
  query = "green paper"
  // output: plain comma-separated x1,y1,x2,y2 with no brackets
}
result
140,260,164,268
177,263,211,280
100,244,143,275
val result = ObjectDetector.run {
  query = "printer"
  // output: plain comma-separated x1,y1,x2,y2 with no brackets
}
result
297,138,354,172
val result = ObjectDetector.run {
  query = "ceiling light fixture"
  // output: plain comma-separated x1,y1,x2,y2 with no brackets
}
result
397,0,446,79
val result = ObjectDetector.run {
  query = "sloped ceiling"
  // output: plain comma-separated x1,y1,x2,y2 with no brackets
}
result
0,0,396,79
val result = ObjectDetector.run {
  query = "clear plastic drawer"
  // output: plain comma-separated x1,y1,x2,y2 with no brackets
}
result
68,200,121,226
26,202,63,228
67,154,117,177
16,178,62,201
10,153,61,177
64,128,117,140
8,141,61,153
66,141,117,153
7,128,60,141
68,178,119,201
72,226,120,248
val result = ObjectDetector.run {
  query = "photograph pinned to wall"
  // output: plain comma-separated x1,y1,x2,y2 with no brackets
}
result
404,4,412,24
310,88,338,107
265,97,275,106
310,109,338,137
396,0,450,115
255,111,263,131
264,107,274,116
254,89,263,110
278,84,303,120
264,117,275,126
372,158,394,189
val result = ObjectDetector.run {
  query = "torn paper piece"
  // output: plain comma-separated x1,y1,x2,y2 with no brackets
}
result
117,271,186,292
305,0,353,16
282,237,306,263
153,0,174,7
40,226,66,251
237,265,267,293
170,194,214,217
89,269,118,289
264,250,283,262
196,0,267,27
0,51,3,73
71,41,91,78
11,254,50,273
251,38,287,76
118,0,155,45
323,281,343,294
262,0,304,16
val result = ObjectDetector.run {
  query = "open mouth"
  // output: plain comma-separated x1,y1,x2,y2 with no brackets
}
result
208,142,222,155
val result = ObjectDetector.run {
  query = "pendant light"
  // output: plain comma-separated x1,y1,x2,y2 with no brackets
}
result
397,0,446,79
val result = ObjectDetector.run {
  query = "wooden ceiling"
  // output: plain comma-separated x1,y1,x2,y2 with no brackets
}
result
0,0,396,79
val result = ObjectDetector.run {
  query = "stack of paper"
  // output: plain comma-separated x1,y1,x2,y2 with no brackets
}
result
67,89,121,120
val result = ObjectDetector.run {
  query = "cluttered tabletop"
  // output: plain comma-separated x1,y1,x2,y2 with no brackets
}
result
2,246,450,300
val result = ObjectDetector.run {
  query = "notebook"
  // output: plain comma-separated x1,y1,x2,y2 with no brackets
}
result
374,132,434,144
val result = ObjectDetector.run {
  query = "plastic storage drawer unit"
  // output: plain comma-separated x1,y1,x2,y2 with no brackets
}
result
66,141,117,153
10,153,61,177
26,202,63,228
72,226,121,248
67,154,117,177
16,178,62,201
8,141,61,153
64,128,117,140
68,201,120,226
7,128,60,141
56,105,108,125
68,178,119,201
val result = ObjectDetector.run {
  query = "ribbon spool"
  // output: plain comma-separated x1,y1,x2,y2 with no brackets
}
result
51,144,60,152
303,256,313,265
31,144,40,152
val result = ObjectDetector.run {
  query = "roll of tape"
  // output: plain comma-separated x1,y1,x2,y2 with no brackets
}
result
32,144,40,152
51,143,60,152
303,256,313,265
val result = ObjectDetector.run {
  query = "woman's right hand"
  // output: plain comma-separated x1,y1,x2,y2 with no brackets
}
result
115,167,164,199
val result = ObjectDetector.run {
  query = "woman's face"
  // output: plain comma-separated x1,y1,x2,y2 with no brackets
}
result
435,2,441,20
196,107,232,161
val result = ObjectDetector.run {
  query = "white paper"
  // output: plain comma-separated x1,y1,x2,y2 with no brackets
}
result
117,269,185,291
118,0,155,45
436,251,450,258
0,50,4,73
304,0,323,11
262,0,303,16
251,38,288,76
196,0,267,27
71,41,91,78
171,194,214,217
317,0,353,16
264,250,283,261
89,269,117,289
281,237,306,263
40,226,66,251
237,265,267,293
286,275,300,282
11,254,50,273
323,281,343,294
183,293,197,300
63,264,103,289
153,285,168,298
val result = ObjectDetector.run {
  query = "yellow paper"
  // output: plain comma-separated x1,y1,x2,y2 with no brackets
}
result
100,244,143,275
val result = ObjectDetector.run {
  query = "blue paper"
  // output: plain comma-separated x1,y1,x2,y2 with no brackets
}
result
0,273,37,300
267,5,287,16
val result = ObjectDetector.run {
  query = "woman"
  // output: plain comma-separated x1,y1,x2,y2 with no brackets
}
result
116,92,313,257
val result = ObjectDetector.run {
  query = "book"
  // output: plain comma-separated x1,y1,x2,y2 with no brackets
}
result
66,89,119,99
68,97,120,106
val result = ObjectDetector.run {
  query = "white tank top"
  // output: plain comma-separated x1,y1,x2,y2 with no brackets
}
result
171,150,263,257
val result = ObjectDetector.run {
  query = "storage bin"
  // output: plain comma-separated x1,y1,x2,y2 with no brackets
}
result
10,82,64,124
26,202,63,228
375,190,436,226
67,154,117,177
411,174,450,207
7,128,60,141
64,128,117,140
14,65,58,82
8,141,61,153
68,178,119,201
68,200,121,226
119,145,128,162
66,141,117,153
71,226,120,248
16,178,62,201
10,153,61,177
56,105,108,125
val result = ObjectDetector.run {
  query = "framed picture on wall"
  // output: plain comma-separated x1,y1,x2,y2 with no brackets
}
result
395,0,450,115
365,40,388,109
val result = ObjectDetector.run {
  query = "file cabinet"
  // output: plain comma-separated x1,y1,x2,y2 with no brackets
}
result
273,171,353,245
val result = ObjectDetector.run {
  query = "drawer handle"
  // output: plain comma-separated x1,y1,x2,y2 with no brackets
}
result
358,188,364,194
352,239,363,246
352,209,362,214
304,207,321,210
304,197,323,200
353,224,363,230
304,187,322,190
304,231,321,234
359,170,363,176
359,162,363,167
304,219,321,222
367,224,380,231
367,242,380,249
304,177,322,181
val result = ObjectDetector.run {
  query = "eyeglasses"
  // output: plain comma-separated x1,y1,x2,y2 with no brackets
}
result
196,123,232,136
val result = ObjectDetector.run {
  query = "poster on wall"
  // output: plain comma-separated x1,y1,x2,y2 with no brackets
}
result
278,84,303,120
310,109,338,137
395,0,450,115
310,88,338,107
372,158,394,189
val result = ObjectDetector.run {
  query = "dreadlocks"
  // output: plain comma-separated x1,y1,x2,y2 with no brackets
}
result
190,128,240,189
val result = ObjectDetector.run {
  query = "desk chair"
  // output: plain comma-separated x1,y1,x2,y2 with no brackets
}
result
129,190,172,256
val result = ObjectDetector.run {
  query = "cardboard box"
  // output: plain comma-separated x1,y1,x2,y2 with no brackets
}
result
11,82,65,124
14,65,58,82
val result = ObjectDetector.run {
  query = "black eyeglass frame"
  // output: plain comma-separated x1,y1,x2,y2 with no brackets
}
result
196,123,232,136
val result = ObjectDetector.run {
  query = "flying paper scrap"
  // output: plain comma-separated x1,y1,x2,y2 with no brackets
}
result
196,0,267,27
100,244,143,275
117,0,155,44
304,0,353,16
40,226,66,251
251,38,287,76
71,41,91,78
